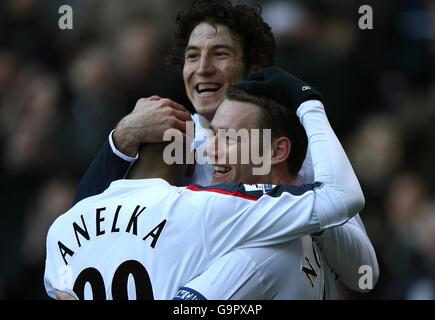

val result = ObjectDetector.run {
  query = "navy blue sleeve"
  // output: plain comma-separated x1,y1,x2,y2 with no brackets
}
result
73,139,131,205
173,287,207,300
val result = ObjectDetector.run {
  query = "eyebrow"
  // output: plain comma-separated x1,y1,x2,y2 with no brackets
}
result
184,44,237,54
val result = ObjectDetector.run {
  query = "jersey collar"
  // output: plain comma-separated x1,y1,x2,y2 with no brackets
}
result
109,178,172,189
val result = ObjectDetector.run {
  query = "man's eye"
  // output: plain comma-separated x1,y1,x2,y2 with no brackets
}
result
186,53,198,60
215,51,229,57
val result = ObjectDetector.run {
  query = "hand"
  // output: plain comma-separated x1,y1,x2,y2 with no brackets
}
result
236,66,323,112
113,96,192,157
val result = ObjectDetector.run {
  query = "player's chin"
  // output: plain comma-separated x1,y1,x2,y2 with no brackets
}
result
194,102,219,118
194,94,223,115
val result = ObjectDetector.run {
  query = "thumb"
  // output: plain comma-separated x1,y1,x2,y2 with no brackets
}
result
147,95,162,101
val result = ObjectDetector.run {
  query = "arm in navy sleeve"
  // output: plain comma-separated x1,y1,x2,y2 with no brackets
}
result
73,131,137,204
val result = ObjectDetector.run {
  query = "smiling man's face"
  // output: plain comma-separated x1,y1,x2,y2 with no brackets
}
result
183,22,246,119
206,98,265,184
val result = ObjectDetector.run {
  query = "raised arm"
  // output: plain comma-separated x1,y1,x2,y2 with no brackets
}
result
297,99,365,227
201,87,364,256
73,96,191,204
298,104,379,293
298,98,379,292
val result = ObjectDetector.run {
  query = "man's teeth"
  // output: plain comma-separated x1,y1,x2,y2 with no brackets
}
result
199,91,215,97
197,84,220,96
198,84,219,91
213,166,230,173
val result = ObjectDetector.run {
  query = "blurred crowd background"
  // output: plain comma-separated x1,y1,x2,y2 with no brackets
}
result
0,0,434,299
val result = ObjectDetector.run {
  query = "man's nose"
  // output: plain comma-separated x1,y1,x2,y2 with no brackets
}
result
205,135,219,163
196,54,214,75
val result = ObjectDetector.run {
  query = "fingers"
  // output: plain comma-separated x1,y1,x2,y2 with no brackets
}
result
168,117,190,134
131,97,193,143
163,129,194,147
56,291,77,300
158,99,191,122
170,109,192,122
147,95,162,101
168,118,195,141
138,97,190,113
135,96,163,106
158,98,189,113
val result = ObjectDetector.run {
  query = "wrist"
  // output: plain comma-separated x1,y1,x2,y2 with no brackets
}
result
296,100,325,119
113,127,140,157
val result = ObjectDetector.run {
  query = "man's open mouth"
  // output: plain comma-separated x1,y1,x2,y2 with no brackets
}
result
212,165,231,179
195,83,223,97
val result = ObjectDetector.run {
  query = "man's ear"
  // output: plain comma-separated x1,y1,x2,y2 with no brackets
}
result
270,137,291,167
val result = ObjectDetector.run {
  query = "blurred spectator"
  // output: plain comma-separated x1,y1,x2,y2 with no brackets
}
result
6,176,76,299
66,44,124,169
1,66,60,174
0,0,434,299
347,114,403,194
382,173,435,298
0,50,18,98
407,207,435,299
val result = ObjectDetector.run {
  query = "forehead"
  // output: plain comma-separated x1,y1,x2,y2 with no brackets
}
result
212,99,260,130
187,22,243,53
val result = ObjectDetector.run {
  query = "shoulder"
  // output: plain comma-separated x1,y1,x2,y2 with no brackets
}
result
46,210,70,248
46,196,94,241
185,182,323,200
266,182,323,197
185,183,261,201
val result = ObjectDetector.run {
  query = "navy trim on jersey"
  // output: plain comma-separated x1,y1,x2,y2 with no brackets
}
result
189,182,247,193
187,183,261,201
187,182,322,200
267,182,323,197
173,287,207,300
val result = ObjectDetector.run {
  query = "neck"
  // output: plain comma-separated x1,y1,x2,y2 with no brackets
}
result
127,144,182,186
195,112,213,125
265,165,299,185
128,165,178,185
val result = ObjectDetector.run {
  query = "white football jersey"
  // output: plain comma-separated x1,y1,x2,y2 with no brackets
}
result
184,110,356,299
176,236,337,300
44,178,349,300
